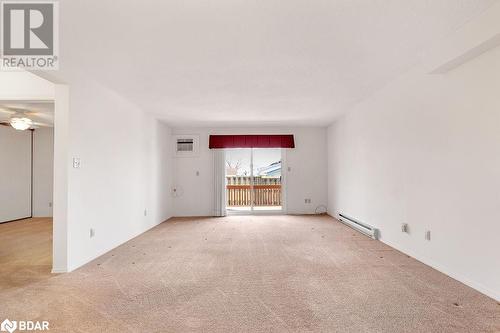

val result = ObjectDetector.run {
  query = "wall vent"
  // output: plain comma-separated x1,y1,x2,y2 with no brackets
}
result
174,135,199,157
177,138,194,152
338,213,379,240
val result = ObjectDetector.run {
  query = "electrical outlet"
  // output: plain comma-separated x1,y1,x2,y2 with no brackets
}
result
196,171,200,176
304,198,311,204
401,223,409,233
144,209,147,216
89,228,95,238
425,230,431,241
49,202,52,208
287,166,292,172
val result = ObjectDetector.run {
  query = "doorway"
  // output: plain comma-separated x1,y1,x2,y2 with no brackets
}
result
225,148,283,213
0,100,55,287
0,102,54,223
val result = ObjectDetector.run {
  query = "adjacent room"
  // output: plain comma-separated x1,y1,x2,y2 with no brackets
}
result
0,99,55,289
0,1,499,332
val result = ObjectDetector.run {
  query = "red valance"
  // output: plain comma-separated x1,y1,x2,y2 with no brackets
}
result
209,135,295,149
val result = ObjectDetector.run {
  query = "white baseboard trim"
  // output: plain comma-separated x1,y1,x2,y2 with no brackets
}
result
379,238,500,302
51,267,67,274
326,213,499,301
65,217,170,273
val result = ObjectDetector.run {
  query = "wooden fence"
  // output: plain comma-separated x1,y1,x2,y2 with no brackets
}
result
226,176,281,207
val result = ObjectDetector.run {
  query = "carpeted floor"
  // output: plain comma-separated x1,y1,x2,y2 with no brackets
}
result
0,218,53,291
1,215,499,332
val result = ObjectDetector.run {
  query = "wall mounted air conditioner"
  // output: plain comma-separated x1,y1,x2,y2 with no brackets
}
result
174,134,199,157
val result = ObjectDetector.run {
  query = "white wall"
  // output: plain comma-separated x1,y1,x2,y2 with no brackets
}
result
64,78,174,271
0,71,54,100
172,127,327,216
0,71,175,272
33,127,54,217
327,12,500,300
52,84,69,273
0,126,32,222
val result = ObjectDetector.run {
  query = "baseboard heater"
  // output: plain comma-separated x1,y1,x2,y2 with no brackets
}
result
338,213,379,240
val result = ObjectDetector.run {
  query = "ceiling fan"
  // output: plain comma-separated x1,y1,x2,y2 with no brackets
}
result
0,107,52,131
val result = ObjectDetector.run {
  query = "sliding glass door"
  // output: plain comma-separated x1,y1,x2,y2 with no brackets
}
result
225,148,283,212
225,149,252,211
252,149,282,210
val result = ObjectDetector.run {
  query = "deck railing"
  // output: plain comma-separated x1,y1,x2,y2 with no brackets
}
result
226,176,281,207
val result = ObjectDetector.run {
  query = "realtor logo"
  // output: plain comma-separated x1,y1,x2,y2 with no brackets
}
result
0,319,17,333
0,318,49,332
1,1,58,70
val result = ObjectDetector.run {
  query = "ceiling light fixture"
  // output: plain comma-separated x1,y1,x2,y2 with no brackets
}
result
10,117,33,131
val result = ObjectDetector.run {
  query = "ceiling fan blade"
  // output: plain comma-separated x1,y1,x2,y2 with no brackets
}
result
24,111,39,116
0,108,16,115
28,112,54,121
32,121,52,128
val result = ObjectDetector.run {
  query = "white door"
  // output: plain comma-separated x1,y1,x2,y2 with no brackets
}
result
0,126,32,223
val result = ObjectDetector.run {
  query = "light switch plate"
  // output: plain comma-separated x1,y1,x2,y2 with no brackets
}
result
73,158,81,169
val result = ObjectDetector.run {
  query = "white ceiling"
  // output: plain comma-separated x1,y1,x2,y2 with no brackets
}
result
57,0,496,127
0,101,54,127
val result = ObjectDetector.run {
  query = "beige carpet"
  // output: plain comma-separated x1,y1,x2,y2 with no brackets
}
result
0,218,53,291
0,215,499,332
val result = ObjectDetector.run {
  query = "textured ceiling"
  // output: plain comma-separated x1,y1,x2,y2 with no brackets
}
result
56,0,497,126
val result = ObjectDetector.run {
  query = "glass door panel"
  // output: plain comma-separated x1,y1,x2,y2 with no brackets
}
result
252,148,282,211
225,149,252,211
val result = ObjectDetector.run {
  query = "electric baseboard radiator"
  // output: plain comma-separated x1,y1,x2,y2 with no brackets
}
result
338,213,379,240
